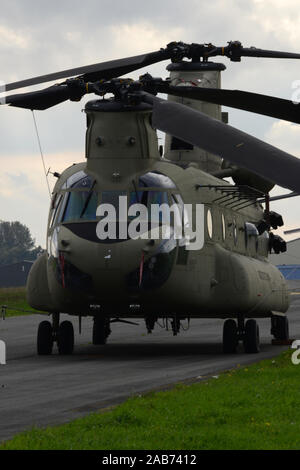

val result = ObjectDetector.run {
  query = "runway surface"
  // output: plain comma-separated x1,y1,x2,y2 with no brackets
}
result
0,292,299,442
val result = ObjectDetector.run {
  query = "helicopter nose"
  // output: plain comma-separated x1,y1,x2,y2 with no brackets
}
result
92,230,177,295
95,237,159,273
58,224,177,295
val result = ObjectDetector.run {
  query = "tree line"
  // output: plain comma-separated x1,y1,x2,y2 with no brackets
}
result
0,220,43,266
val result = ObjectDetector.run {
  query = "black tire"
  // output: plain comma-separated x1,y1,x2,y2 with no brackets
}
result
244,319,260,353
57,321,74,355
223,319,238,353
93,316,110,345
37,321,53,355
272,315,289,340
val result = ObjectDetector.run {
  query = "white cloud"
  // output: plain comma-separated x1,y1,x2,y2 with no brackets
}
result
110,22,184,56
0,25,31,50
264,120,300,156
0,150,83,245
1,0,300,245
249,0,300,46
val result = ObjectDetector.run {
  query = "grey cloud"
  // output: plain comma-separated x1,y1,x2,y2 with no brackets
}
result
1,0,300,245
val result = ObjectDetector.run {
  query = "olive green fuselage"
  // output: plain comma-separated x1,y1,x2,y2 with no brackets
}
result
26,100,290,321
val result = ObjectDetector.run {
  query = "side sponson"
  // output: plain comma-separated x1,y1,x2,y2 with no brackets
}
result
26,252,56,312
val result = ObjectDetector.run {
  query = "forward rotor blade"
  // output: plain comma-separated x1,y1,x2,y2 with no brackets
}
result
4,84,73,110
156,83,300,124
143,94,300,193
239,47,300,59
5,49,172,93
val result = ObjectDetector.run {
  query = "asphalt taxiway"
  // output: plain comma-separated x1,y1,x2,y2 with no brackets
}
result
0,292,299,442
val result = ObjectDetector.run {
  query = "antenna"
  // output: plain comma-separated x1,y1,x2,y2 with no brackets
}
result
31,110,51,198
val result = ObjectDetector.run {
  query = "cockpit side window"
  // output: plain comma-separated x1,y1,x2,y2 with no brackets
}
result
50,193,63,228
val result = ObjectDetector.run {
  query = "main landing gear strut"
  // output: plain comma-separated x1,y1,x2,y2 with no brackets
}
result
92,316,111,345
271,314,289,341
37,313,74,355
223,315,260,354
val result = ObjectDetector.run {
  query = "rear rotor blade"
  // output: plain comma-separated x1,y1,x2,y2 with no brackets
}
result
284,228,300,235
144,94,300,193
157,83,300,124
205,41,300,61
5,49,172,93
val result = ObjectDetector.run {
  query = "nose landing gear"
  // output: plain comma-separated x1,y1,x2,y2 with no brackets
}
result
37,313,74,355
37,320,54,355
57,321,74,354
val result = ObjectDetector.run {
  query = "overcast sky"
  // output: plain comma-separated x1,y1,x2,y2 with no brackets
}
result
0,0,300,246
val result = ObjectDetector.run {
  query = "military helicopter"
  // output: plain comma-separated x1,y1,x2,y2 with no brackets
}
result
2,41,300,356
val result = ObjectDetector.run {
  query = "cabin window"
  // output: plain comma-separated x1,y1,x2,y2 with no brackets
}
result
233,220,238,245
221,214,226,241
207,209,213,239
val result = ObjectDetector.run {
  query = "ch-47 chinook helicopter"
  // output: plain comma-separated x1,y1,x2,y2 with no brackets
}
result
3,40,300,356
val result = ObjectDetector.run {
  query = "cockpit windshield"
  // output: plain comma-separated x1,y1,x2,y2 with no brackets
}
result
63,191,98,222
50,170,178,227
129,190,169,207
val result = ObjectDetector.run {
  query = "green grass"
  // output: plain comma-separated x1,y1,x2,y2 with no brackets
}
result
0,287,40,317
1,349,300,450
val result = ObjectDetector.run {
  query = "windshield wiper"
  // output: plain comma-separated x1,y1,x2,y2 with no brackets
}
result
132,179,139,203
80,180,96,218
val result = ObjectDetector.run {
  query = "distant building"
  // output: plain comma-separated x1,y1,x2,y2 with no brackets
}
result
270,238,300,280
0,261,33,288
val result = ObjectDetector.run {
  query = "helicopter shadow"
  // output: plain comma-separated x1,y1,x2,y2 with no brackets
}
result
71,340,242,361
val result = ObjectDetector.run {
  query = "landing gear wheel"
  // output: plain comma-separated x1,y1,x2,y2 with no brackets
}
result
243,319,260,354
271,315,289,340
223,319,238,353
93,316,111,345
57,321,74,355
37,321,53,355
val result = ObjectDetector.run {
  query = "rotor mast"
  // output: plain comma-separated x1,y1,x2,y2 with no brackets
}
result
164,60,226,174
84,99,161,178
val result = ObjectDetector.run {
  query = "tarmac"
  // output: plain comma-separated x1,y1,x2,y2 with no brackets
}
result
0,283,299,442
